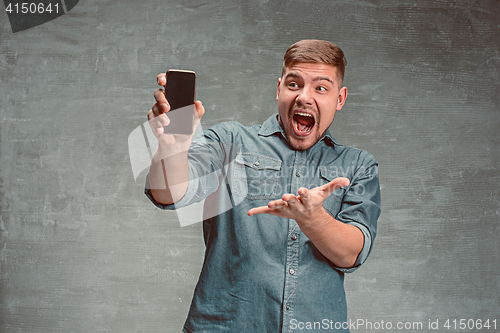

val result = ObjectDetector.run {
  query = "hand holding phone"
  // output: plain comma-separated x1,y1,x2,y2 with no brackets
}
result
146,70,203,205
148,69,199,137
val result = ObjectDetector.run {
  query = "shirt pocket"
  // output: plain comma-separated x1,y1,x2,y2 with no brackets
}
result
319,166,348,217
231,153,282,200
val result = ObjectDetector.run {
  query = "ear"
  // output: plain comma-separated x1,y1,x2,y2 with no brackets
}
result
276,78,282,101
336,86,348,111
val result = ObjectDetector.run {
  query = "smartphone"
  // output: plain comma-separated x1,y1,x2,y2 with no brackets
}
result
163,69,197,135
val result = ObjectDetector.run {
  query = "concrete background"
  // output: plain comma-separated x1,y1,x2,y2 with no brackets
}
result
0,0,498,332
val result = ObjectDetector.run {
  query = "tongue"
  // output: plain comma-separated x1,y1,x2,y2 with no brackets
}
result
296,114,314,127
297,122,309,132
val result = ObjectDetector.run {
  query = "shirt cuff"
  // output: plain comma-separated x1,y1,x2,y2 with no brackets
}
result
333,221,372,273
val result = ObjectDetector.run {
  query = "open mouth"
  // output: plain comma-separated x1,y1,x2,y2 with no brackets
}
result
292,111,315,136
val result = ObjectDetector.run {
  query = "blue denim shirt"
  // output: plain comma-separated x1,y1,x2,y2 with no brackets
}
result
146,114,381,332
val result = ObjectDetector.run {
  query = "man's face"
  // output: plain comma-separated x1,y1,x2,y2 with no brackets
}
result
276,62,347,151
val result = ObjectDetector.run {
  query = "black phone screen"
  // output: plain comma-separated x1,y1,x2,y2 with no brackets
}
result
165,70,196,111
163,70,196,135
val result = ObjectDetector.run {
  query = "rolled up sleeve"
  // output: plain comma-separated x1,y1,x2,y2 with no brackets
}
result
334,154,381,273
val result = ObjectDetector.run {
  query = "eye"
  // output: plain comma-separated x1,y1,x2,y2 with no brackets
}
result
316,85,327,92
288,82,299,89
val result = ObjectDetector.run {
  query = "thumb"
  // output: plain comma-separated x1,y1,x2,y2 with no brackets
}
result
194,100,205,120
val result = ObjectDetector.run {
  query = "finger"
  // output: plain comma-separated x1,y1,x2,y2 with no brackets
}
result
247,205,274,216
148,106,171,132
153,88,170,114
297,187,310,205
321,177,350,196
157,73,166,87
151,103,169,123
147,108,155,121
268,199,286,210
158,113,170,127
151,102,161,118
147,113,163,136
282,194,299,207
148,113,163,136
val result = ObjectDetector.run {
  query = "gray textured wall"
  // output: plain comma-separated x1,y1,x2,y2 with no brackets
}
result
1,0,499,332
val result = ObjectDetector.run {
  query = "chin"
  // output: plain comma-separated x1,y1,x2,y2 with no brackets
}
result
287,135,320,151
279,115,323,150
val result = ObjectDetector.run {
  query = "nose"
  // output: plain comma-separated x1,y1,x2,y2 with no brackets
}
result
295,86,313,106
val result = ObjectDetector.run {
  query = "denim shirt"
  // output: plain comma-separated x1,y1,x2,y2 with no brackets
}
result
145,114,381,333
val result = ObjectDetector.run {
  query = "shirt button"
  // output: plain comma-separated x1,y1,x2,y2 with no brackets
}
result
295,170,300,177
254,161,260,167
286,305,290,310
289,268,295,275
291,234,297,241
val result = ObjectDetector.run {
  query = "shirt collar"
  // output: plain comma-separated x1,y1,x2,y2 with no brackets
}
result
259,113,339,146
258,113,284,137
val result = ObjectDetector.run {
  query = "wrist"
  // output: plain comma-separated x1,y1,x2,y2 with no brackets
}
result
153,141,189,162
296,206,331,234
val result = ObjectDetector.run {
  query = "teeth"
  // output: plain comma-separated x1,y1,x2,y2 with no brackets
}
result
295,111,313,117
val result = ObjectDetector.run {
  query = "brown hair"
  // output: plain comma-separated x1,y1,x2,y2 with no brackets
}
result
282,39,347,85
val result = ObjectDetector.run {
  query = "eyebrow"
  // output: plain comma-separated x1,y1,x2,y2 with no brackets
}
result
284,72,335,85
312,76,335,85
283,73,301,81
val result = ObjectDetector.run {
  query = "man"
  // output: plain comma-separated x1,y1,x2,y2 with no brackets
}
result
146,40,381,332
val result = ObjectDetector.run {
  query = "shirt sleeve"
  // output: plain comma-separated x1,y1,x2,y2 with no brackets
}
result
324,151,381,273
144,162,217,210
144,124,233,211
